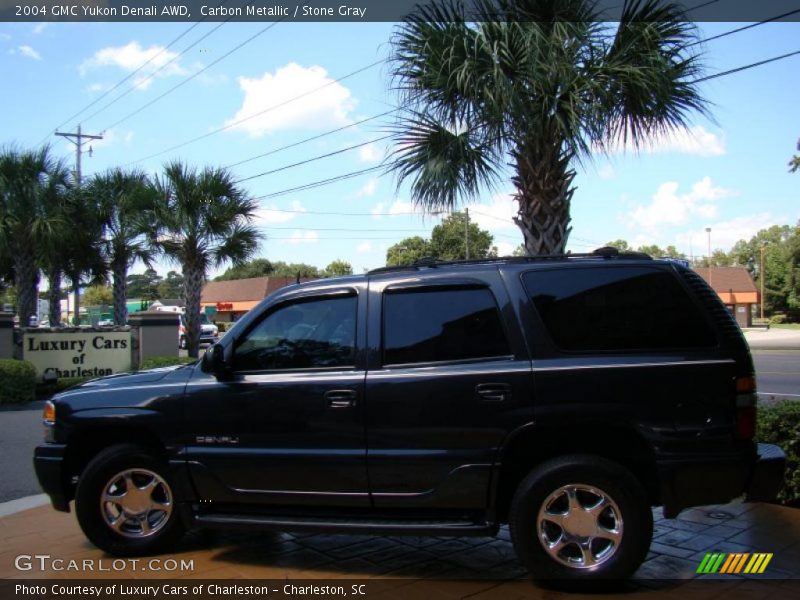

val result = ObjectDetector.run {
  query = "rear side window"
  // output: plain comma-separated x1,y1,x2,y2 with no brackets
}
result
522,267,716,352
383,287,510,365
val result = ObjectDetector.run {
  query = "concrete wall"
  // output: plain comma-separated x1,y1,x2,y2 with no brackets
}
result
128,311,179,368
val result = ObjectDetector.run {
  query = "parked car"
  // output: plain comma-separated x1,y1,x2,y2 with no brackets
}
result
179,313,218,349
34,249,784,581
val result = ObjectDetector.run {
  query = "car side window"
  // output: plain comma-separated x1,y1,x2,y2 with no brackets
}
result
383,287,510,366
233,295,356,372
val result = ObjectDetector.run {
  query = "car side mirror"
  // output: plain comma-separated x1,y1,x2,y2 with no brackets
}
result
203,344,231,379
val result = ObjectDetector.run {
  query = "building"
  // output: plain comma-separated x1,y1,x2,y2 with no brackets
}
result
694,266,759,328
200,276,313,322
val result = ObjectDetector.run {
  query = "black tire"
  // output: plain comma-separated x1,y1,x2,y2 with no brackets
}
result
509,454,652,582
75,444,185,557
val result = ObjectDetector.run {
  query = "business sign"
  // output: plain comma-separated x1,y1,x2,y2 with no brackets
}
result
23,331,132,381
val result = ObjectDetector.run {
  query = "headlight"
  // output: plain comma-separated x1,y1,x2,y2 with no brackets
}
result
212,326,219,335
43,400,56,426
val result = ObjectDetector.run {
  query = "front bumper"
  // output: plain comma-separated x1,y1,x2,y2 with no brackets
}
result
746,442,786,502
33,444,70,512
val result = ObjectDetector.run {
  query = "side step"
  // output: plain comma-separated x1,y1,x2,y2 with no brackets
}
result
193,513,497,537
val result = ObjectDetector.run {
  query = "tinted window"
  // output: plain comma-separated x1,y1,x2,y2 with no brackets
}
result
234,295,356,371
383,287,510,365
523,267,716,352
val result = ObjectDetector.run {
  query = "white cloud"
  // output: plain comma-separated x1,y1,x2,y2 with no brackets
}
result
356,177,379,198
357,241,373,253
79,42,186,89
17,45,41,60
597,164,615,180
288,231,319,245
225,63,357,137
88,128,135,150
33,23,48,34
627,177,736,231
87,82,106,93
608,125,726,157
465,193,518,232
358,143,383,163
676,214,776,253
254,200,306,225
0,33,12,41
388,199,415,216
495,241,516,256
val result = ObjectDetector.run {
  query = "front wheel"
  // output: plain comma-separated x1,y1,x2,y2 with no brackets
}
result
75,444,185,556
509,455,652,582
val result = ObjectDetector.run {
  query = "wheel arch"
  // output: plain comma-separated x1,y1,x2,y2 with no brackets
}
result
492,424,659,523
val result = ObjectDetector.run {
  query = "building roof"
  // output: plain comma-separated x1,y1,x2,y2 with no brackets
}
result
694,266,757,294
150,298,184,307
201,276,313,304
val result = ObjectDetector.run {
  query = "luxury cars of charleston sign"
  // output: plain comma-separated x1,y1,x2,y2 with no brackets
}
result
23,331,131,381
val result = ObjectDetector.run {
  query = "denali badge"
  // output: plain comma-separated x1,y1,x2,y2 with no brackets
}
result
195,436,239,445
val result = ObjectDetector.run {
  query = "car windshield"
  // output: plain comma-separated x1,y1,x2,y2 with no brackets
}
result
181,314,211,325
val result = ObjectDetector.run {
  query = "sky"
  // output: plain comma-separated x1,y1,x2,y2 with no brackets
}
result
1,18,798,277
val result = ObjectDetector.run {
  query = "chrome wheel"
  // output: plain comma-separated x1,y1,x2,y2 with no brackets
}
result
537,483,623,570
100,469,172,538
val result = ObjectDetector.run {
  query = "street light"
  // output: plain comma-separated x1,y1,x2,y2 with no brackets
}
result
705,227,712,265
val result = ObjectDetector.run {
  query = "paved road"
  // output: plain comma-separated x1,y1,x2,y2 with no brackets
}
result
2,350,798,504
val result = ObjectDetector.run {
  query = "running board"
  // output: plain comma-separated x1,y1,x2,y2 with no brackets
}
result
193,513,497,536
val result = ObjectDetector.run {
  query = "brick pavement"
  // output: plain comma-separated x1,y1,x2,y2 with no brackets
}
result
1,499,799,598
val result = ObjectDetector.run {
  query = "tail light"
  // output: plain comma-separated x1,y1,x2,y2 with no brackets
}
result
735,375,757,440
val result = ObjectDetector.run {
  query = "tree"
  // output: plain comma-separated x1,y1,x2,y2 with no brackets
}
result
389,0,707,256
156,271,185,299
89,169,158,325
790,139,800,173
269,262,320,278
127,269,162,300
430,212,495,260
606,240,632,252
0,146,71,322
214,258,274,281
83,284,113,306
385,213,496,265
386,236,432,266
152,162,261,357
324,260,353,277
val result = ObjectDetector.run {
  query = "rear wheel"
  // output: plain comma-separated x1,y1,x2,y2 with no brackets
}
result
75,444,185,556
509,455,652,581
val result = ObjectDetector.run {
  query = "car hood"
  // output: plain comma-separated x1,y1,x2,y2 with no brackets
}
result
58,363,196,394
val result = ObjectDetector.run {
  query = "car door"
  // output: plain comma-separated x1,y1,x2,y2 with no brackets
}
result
364,271,534,510
184,284,370,507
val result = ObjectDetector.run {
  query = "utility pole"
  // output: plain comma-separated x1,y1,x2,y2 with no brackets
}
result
54,124,102,325
465,207,470,260
760,242,769,320
55,124,103,187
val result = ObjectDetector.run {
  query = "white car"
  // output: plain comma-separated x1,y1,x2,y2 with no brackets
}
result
179,313,219,349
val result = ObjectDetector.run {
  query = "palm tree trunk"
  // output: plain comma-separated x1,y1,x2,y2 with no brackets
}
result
183,263,204,358
47,268,62,327
69,272,81,326
112,261,128,326
13,245,38,326
512,147,575,256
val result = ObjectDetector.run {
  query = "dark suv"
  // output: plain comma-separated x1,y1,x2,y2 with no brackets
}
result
34,250,784,581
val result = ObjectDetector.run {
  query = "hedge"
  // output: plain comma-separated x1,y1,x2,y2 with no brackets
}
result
0,359,37,404
140,356,198,370
757,400,800,504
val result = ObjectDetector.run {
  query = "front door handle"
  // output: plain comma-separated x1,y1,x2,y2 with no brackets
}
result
476,383,512,403
325,389,357,408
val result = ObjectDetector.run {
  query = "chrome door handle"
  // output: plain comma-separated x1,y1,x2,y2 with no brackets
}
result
324,389,357,408
475,383,511,402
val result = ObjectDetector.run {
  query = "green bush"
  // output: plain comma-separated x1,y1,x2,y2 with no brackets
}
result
769,313,787,325
216,321,235,333
140,356,198,370
0,359,37,404
757,400,800,504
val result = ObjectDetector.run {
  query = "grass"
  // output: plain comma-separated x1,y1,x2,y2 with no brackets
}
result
772,323,800,330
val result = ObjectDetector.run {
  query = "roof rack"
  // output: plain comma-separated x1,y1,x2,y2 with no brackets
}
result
368,246,652,275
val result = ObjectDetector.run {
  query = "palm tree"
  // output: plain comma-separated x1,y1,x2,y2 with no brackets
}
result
388,0,708,255
0,146,70,322
153,161,261,357
89,169,158,325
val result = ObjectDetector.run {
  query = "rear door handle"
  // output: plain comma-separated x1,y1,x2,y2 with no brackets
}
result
324,389,357,408
476,383,512,403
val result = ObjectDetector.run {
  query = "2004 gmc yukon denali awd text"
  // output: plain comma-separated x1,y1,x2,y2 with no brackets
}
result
34,249,786,582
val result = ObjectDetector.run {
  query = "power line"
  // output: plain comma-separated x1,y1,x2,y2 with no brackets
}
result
689,8,800,47
126,58,387,165
694,49,800,83
222,110,397,169
103,20,282,131
81,17,237,127
254,165,384,200
234,135,391,183
261,226,430,232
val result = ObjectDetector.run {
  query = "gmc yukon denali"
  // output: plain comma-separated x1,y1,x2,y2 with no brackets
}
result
34,250,785,581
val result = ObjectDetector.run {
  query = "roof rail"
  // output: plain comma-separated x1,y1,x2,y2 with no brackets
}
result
367,247,652,275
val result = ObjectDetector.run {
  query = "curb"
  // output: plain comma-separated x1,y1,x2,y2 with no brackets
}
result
0,494,50,518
